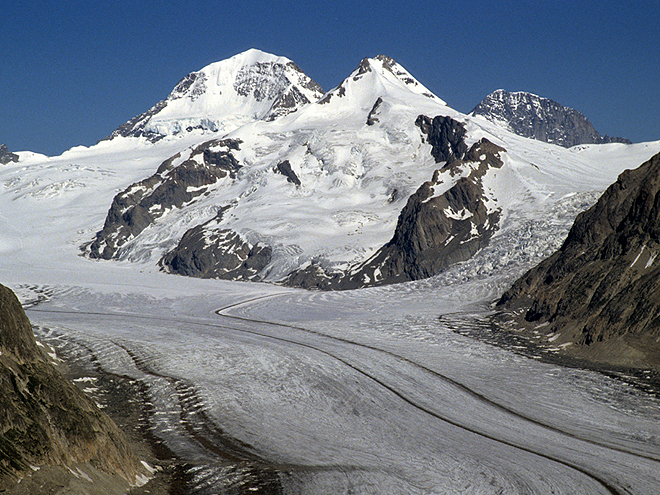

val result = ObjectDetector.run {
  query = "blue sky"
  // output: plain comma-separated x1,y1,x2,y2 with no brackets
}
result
3,0,659,156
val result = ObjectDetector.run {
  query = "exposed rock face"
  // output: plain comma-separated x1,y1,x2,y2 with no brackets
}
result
0,283,141,486
274,160,301,186
498,152,660,369
339,138,504,289
106,100,169,143
0,145,19,165
282,128,505,290
366,97,383,126
471,89,631,148
242,61,324,121
87,139,242,260
415,115,468,162
159,208,272,280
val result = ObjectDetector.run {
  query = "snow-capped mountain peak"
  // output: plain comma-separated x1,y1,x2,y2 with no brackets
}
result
315,54,446,110
107,49,324,143
368,54,445,101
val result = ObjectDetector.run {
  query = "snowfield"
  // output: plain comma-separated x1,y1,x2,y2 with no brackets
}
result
2,49,660,493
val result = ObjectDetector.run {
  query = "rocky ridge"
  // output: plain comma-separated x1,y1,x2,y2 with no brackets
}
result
284,117,505,289
498,151,660,369
0,144,19,165
471,89,631,148
0,283,145,490
87,138,243,260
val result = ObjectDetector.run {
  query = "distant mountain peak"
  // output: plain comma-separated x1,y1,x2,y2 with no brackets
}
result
471,89,631,147
106,49,324,143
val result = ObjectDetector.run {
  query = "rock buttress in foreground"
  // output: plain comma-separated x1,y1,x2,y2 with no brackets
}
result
0,283,144,491
498,152,660,369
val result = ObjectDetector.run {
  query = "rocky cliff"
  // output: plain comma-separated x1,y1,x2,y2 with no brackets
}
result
0,145,19,165
471,89,631,148
87,138,242,260
0,283,144,490
498,152,660,369
336,137,503,289
159,206,272,280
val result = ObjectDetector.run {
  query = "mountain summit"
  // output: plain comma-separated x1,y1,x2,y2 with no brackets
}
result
314,54,446,109
107,49,324,143
470,89,631,147
77,50,659,291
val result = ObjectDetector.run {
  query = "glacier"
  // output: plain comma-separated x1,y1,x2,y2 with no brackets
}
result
2,49,660,493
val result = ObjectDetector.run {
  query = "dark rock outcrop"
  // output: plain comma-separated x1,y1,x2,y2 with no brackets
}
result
498,152,660,369
415,115,469,162
246,61,324,121
159,208,271,280
280,263,342,290
340,138,504,289
283,136,505,290
87,139,242,260
0,145,19,165
274,160,301,186
471,89,631,148
0,283,142,486
366,97,383,126
105,100,169,143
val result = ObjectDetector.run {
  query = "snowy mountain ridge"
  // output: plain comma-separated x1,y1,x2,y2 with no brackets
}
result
3,49,660,291
106,49,324,143
73,51,660,289
4,50,660,495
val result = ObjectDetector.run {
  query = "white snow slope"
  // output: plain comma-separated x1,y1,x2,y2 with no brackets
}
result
107,48,324,141
2,49,660,493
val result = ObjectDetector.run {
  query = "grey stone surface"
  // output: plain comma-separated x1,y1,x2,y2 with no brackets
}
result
415,115,469,162
0,145,19,165
471,89,631,147
0,283,141,485
366,97,383,126
159,208,272,280
87,139,242,260
274,160,301,186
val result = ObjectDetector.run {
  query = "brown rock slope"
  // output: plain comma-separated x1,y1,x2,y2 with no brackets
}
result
498,152,660,369
0,283,144,490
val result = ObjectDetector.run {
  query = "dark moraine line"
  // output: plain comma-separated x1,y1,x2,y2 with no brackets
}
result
215,296,660,463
